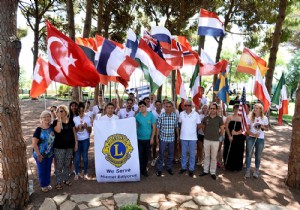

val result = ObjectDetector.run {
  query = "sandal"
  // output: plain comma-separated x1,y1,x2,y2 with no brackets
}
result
41,187,49,192
63,180,72,186
55,184,63,190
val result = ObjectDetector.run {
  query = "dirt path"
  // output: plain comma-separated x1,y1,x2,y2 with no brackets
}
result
20,99,300,209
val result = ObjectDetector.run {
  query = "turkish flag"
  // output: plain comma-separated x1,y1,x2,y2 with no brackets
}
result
30,56,51,98
46,20,100,87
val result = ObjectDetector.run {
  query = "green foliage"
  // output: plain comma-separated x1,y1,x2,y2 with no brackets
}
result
19,67,31,89
119,204,142,210
17,28,28,39
286,50,300,99
92,0,136,42
58,85,71,96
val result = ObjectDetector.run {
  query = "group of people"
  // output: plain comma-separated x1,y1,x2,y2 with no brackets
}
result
32,88,269,192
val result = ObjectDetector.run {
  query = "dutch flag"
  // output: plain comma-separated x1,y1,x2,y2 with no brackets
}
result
198,8,225,37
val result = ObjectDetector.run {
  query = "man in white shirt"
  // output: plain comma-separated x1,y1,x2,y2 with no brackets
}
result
200,86,208,107
95,103,119,120
178,100,201,177
117,98,135,119
92,93,105,120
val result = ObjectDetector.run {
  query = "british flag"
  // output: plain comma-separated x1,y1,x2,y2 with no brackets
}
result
238,87,249,135
142,31,164,58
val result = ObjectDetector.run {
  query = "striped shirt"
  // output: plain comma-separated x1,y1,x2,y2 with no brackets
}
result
156,112,178,142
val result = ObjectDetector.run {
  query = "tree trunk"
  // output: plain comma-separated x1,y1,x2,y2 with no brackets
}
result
66,0,80,102
286,74,300,188
83,0,92,38
33,0,40,71
94,0,104,105
265,0,288,95
0,1,29,209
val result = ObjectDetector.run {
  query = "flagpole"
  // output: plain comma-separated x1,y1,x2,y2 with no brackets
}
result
43,94,47,110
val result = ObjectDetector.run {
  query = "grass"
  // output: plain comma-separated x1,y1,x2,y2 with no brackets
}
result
119,204,142,210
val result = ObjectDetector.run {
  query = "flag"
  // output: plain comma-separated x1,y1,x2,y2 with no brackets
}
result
75,37,97,63
46,20,100,87
95,37,138,81
162,48,183,69
151,26,172,50
271,73,288,125
171,38,198,67
198,8,225,37
237,47,268,76
126,85,150,100
135,39,174,93
30,56,51,98
200,49,228,76
238,87,249,134
214,70,230,105
177,36,193,51
176,70,188,101
189,64,201,108
142,31,164,59
125,29,138,59
253,67,271,112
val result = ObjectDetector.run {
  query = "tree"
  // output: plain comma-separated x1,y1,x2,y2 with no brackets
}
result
19,0,56,69
0,1,28,209
286,68,300,188
286,50,300,100
265,0,289,95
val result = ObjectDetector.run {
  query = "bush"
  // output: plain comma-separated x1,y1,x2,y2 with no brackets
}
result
119,204,142,210
58,85,71,96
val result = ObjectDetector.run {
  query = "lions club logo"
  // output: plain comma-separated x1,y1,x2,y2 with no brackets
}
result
102,134,133,168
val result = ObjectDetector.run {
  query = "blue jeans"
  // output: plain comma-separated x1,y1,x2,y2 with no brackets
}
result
157,140,175,171
181,140,197,171
75,138,90,175
33,155,54,187
246,136,264,169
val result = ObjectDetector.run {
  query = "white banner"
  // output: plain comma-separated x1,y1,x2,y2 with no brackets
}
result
94,117,140,182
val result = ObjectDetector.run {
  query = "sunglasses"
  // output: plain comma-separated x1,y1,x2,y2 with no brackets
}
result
59,110,64,113
50,110,54,112
185,104,192,107
210,108,216,110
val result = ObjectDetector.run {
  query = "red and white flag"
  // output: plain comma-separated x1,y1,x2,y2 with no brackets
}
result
30,56,51,98
46,20,100,87
162,48,183,69
176,70,188,101
253,67,271,112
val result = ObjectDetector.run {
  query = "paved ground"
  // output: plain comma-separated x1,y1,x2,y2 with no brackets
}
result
20,99,300,210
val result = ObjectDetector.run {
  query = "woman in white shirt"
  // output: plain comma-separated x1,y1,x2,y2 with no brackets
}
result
73,102,92,180
245,103,269,178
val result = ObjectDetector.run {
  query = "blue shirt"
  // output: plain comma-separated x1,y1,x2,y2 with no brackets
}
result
157,112,178,142
135,111,156,140
33,126,55,158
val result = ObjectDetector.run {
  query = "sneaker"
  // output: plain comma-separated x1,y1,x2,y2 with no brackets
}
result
151,159,157,166
166,169,174,175
74,174,79,181
245,168,251,178
199,172,208,176
211,174,217,180
253,169,259,178
179,169,187,174
84,174,90,180
156,171,162,177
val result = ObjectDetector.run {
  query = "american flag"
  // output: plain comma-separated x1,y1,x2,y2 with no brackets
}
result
238,87,249,135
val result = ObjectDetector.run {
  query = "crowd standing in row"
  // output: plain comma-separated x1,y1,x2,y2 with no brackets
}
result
32,88,269,192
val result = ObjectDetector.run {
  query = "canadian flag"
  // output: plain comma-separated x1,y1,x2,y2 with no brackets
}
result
30,56,51,98
253,67,271,112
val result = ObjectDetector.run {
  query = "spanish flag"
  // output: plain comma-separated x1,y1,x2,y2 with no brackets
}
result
237,48,268,77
